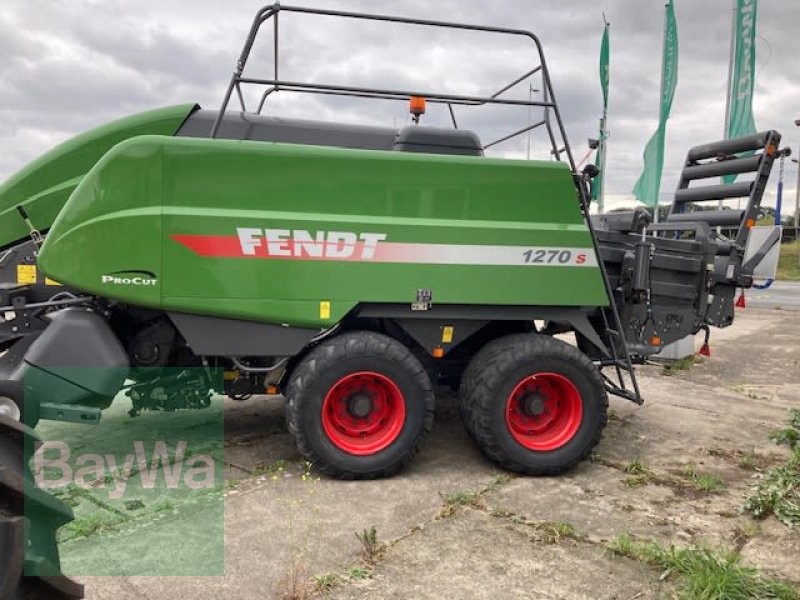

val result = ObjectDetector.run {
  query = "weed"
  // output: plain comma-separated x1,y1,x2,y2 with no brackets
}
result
273,460,323,600
606,534,798,599
771,429,800,448
620,457,653,487
346,566,369,580
536,521,576,543
662,356,701,377
681,463,725,493
64,512,125,540
743,410,800,526
696,473,724,493
312,572,338,593
254,458,287,478
152,498,175,513
124,499,145,511
439,489,485,517
355,526,381,562
491,473,512,487
770,426,800,449
623,457,650,475
443,490,481,506
275,561,310,600
623,475,651,488
739,449,758,471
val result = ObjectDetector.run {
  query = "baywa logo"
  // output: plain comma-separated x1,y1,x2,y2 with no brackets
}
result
102,270,158,287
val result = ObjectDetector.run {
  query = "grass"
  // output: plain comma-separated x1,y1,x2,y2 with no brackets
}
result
777,240,800,281
312,572,338,593
532,520,577,543
739,448,759,471
662,355,703,376
64,512,126,539
438,489,486,517
681,464,725,493
253,459,287,478
607,534,799,599
345,566,369,580
770,410,800,448
743,409,800,527
621,457,654,488
695,473,725,493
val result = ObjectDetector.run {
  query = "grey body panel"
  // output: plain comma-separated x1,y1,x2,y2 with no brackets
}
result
393,126,483,156
168,312,320,357
178,110,485,156
23,309,129,397
178,110,399,151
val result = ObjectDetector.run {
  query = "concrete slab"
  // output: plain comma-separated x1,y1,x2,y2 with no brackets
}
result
330,509,671,600
70,310,800,598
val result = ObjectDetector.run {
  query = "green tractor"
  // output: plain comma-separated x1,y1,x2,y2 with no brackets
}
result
0,5,782,597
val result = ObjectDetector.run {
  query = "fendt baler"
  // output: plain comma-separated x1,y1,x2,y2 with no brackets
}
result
0,6,783,597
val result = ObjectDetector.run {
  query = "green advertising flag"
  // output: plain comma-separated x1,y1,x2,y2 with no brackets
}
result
593,22,610,209
600,23,610,113
632,0,678,209
724,0,758,183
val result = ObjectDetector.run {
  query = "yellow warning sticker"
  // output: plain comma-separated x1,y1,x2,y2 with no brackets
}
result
17,264,37,284
320,301,331,320
441,326,454,344
45,277,61,286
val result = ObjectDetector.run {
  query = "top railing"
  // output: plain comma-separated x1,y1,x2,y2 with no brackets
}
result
210,3,577,169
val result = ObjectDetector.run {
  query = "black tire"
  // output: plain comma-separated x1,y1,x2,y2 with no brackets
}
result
458,335,512,441
0,417,84,599
0,381,39,429
286,331,435,479
460,334,607,475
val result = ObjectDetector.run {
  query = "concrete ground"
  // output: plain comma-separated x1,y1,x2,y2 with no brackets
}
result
67,308,798,599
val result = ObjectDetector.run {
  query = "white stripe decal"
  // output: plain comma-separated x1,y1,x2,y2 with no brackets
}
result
173,234,598,267
371,243,598,267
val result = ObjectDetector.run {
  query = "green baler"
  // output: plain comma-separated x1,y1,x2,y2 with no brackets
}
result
0,6,783,598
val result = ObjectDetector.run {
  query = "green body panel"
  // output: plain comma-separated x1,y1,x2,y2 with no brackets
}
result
40,135,608,328
0,104,196,246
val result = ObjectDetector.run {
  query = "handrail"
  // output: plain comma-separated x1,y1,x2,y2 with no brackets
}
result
210,3,577,170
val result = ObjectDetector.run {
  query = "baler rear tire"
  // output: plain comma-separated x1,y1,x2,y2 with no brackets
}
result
458,336,509,441
460,334,607,475
0,417,84,599
286,331,434,479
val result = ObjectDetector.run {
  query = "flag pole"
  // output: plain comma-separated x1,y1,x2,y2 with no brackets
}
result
599,15,609,215
653,3,669,224
723,0,736,144
722,0,736,220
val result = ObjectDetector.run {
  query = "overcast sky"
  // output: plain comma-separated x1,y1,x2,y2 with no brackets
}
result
2,0,799,215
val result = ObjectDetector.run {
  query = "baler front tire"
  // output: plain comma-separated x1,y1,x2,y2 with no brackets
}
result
0,381,38,429
461,334,607,475
286,332,434,479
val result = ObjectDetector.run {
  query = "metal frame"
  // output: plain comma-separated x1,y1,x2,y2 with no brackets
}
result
210,3,573,163
210,4,642,403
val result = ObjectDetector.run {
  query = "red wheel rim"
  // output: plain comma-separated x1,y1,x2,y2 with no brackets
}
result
505,372,583,451
321,372,406,455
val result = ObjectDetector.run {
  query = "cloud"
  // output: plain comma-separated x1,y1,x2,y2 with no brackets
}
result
1,0,798,215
